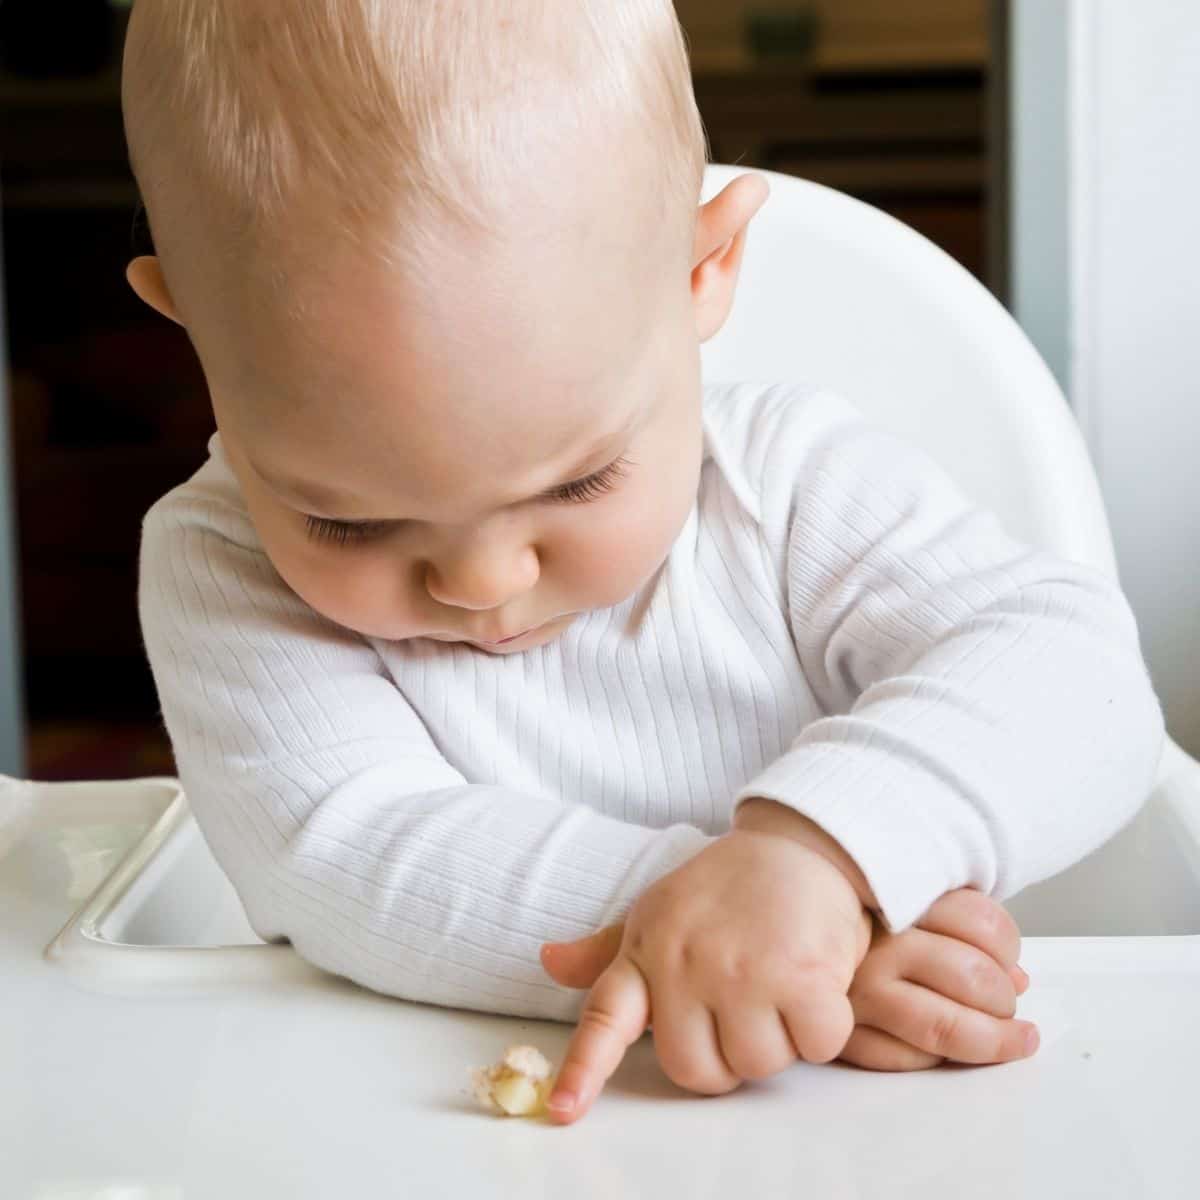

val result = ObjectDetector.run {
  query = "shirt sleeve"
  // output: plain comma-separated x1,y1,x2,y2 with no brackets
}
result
137,480,710,1022
732,389,1165,931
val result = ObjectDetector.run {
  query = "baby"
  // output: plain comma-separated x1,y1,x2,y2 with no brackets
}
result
122,1,1163,1125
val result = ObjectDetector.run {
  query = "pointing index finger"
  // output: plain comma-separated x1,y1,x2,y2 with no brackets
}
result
548,956,649,1125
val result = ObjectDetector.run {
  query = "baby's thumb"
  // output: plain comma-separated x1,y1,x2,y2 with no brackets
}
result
540,922,625,990
854,907,874,968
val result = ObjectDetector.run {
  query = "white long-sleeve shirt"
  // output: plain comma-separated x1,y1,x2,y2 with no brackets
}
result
138,381,1164,1021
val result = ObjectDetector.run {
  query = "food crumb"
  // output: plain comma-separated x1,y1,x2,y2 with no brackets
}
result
471,1044,556,1117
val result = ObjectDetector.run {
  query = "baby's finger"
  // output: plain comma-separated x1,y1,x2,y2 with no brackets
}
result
839,1025,944,1072
917,889,1021,968
715,1005,801,1083
895,929,1018,1018
855,981,1038,1065
547,956,649,1125
648,988,739,1094
651,993,740,1095
780,981,856,1064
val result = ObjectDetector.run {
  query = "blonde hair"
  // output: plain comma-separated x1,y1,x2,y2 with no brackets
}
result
123,0,708,303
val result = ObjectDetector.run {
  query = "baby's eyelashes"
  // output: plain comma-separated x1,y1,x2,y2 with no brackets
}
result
303,515,395,546
300,455,635,548
547,456,632,504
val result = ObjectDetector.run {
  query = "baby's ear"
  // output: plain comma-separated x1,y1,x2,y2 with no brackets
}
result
690,173,770,343
126,255,183,326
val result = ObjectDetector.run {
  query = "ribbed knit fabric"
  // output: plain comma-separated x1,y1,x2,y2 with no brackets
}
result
138,382,1164,1021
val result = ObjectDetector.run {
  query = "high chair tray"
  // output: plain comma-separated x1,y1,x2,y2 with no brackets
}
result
4,744,1200,1198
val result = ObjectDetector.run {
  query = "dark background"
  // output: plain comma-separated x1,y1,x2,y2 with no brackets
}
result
1,1,999,779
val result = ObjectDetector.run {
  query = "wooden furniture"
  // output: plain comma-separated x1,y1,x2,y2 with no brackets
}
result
2,13,216,718
691,54,990,283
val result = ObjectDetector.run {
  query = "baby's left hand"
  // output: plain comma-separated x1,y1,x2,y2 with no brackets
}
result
840,889,1039,1071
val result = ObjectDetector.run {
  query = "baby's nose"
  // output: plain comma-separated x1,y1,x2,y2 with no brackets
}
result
423,544,540,611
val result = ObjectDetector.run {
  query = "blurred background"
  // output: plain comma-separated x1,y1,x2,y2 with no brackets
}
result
0,1,1197,780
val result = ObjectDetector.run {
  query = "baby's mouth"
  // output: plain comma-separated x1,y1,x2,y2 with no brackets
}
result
471,614,565,647
483,628,534,646
457,623,533,647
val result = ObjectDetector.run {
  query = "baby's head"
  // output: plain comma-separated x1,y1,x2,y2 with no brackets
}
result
123,0,767,653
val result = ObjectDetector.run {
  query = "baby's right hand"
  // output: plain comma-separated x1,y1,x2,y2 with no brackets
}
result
541,825,871,1124
839,889,1038,1071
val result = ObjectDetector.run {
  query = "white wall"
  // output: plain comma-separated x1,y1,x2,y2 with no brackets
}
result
1009,1,1070,391
1063,1,1200,753
0,230,26,775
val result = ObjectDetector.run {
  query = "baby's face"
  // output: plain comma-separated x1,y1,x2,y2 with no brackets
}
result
213,227,704,654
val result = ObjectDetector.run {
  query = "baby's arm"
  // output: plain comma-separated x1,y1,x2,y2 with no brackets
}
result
138,485,711,1022
738,387,1165,933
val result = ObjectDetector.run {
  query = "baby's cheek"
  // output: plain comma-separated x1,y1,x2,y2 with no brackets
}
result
234,483,421,638
271,544,425,640
560,498,688,609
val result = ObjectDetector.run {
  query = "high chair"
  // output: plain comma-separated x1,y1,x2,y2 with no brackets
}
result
702,164,1114,572
702,162,1200,808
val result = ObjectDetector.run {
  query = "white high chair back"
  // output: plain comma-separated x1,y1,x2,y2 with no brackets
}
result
700,164,1118,578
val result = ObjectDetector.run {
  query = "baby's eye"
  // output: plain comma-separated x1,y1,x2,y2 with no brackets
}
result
304,516,392,546
547,456,632,504
302,455,632,547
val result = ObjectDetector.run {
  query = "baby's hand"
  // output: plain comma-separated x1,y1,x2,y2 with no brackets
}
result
539,816,872,1125
839,889,1038,1071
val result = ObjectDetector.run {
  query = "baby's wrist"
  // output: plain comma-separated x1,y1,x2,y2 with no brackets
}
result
733,797,879,912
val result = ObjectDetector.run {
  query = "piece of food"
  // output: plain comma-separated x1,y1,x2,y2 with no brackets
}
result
470,1044,556,1117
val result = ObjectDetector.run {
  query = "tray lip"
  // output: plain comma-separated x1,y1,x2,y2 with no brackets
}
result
42,775,316,991
43,775,187,963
